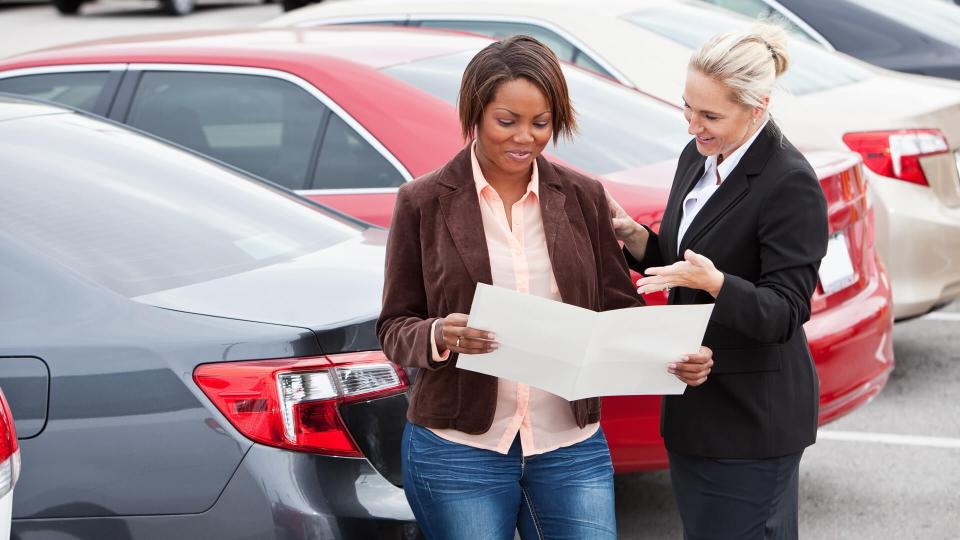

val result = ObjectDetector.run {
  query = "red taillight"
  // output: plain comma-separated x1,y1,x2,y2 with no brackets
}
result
842,129,949,186
194,352,407,457
0,389,19,498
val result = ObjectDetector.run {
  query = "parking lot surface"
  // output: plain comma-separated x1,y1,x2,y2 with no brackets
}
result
1,3,957,538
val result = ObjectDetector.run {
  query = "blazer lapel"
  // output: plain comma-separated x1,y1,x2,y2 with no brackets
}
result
665,153,707,261
537,158,574,303
676,122,780,256
437,146,493,286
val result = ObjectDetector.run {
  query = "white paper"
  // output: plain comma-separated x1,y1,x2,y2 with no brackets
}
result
461,284,714,400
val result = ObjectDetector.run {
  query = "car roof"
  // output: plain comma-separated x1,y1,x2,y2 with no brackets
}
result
0,26,495,71
266,0,659,25
0,27,483,179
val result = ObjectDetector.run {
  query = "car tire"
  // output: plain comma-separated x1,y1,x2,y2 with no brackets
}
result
54,0,83,14
281,0,309,11
161,0,195,15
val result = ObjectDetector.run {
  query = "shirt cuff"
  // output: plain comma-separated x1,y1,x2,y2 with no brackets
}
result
429,319,451,363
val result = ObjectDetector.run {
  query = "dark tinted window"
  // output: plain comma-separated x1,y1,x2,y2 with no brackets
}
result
383,51,689,175
696,0,819,43
623,5,873,95
416,20,577,62
337,19,407,26
0,71,110,112
0,111,362,297
314,114,406,189
126,71,326,190
571,50,615,80
412,19,616,80
790,0,960,50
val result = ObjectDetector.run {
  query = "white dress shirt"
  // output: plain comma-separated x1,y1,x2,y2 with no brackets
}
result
676,120,769,254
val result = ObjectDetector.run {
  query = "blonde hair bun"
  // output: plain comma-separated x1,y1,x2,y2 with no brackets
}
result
690,22,790,107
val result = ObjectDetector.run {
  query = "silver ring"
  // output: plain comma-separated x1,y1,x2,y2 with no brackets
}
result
664,284,671,292
456,337,461,348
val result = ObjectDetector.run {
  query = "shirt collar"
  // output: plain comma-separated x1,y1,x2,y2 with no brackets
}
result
705,118,769,184
470,140,540,198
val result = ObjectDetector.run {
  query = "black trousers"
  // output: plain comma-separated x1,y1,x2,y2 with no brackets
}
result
668,450,803,540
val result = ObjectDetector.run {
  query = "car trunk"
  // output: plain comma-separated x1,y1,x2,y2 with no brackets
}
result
134,229,409,487
780,75,960,208
804,151,889,401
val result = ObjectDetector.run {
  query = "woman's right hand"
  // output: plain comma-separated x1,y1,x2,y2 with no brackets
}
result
435,313,498,355
605,189,649,259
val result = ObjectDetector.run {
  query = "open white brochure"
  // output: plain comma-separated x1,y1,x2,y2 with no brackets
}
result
459,283,714,400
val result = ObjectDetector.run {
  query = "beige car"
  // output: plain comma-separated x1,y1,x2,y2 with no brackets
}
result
268,0,960,319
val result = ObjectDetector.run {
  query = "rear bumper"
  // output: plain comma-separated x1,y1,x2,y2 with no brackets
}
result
0,489,11,540
805,254,895,426
12,445,418,540
870,171,960,318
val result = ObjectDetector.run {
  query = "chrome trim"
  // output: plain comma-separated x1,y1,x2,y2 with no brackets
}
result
289,13,634,87
0,64,129,79
126,63,414,185
298,187,400,196
761,0,836,50
955,150,960,188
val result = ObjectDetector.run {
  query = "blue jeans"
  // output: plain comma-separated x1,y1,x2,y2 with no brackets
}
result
401,422,616,540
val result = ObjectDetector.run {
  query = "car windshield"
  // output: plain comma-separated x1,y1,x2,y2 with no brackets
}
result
623,4,874,95
382,51,690,176
845,0,960,49
0,111,363,297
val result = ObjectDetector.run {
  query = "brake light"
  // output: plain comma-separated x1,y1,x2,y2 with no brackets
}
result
194,352,407,457
0,389,19,498
842,129,949,186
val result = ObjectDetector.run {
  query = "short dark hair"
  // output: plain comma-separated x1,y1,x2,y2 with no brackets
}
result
457,35,577,144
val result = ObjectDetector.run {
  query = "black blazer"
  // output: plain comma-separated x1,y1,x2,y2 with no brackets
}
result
625,121,828,459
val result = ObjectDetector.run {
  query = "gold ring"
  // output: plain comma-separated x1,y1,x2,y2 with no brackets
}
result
456,337,461,348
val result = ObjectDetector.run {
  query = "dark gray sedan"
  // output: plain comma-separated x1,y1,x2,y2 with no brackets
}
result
0,95,416,539
700,0,960,80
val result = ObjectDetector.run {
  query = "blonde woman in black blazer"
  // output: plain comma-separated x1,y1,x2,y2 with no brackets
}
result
609,24,828,539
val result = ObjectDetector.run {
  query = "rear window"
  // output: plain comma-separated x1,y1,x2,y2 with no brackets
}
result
0,112,363,297
383,51,689,175
0,71,111,113
622,4,874,95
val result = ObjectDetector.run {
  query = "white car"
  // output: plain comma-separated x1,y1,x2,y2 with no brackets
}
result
0,388,19,539
268,0,960,320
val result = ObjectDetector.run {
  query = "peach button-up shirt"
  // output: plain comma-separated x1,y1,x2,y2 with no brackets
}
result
428,143,599,456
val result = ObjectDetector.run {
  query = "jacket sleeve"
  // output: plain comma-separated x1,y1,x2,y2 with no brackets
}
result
710,168,829,344
622,224,664,273
594,186,646,310
376,185,449,370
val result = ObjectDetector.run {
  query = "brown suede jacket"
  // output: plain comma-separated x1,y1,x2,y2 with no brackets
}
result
376,145,643,434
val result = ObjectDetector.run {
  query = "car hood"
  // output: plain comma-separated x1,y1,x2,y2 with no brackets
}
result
133,228,387,334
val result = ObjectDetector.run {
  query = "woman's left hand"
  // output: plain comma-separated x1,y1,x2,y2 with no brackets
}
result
636,249,725,298
669,346,713,386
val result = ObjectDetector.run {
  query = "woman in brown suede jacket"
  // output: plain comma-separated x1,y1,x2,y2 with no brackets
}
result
376,35,712,540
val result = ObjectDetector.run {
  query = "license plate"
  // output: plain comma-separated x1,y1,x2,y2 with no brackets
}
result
819,232,857,295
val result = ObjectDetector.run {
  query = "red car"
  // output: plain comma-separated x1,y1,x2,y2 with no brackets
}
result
0,27,894,472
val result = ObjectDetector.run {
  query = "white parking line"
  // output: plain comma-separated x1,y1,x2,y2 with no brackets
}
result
920,312,960,322
818,430,960,449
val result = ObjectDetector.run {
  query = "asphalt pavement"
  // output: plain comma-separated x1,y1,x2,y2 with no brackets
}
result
1,3,958,538
615,302,960,539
